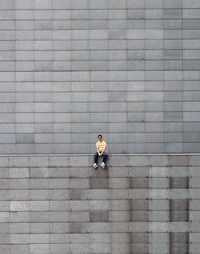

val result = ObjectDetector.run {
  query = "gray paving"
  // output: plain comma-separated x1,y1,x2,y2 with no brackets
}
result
0,154,197,253
0,0,199,153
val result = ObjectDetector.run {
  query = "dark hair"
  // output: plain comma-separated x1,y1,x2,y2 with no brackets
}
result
98,134,102,138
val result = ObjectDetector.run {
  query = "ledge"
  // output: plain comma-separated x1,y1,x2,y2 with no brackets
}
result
0,154,199,167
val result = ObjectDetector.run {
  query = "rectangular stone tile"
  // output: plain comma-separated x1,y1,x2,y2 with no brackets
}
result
30,157,49,167
150,178,169,189
50,212,69,223
90,211,109,222
30,212,50,223
189,189,200,199
9,167,29,178
111,243,129,254
70,201,89,211
10,234,29,244
90,200,109,211
10,201,29,212
168,156,190,166
130,233,149,243
10,223,29,233
109,155,130,167
0,179,10,189
9,156,28,167
0,168,9,178
111,222,128,233
129,189,149,199
170,177,189,189
149,156,168,166
190,177,200,188
11,245,30,254
110,189,129,200
170,232,189,243
190,233,200,243
49,223,69,234
150,222,169,233
0,212,9,222
109,177,129,189
30,244,49,254
130,243,149,254
150,200,169,210
130,200,149,211
109,211,129,222
109,167,129,178
10,212,29,223
169,222,189,232
129,156,149,167
70,178,89,189
30,201,49,212
183,0,200,7
169,243,189,254
50,201,69,211
30,168,49,179
49,168,69,178
50,244,70,254
129,177,149,189
130,211,149,222
89,178,109,189
150,243,169,254
129,222,149,233
10,189,29,201
169,167,189,178
30,179,49,189
149,189,170,200
70,234,90,246
170,211,189,222
82,222,110,233
169,190,189,199
150,211,169,222
70,212,89,223
129,167,149,177
111,200,129,211
30,234,49,244
69,190,82,200
54,234,72,246
69,156,90,167
170,200,189,210
190,200,200,210
69,167,89,178
49,179,69,189
150,233,169,243
30,190,49,201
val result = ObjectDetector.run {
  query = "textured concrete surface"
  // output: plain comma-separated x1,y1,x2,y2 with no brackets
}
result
0,154,198,254
0,0,199,153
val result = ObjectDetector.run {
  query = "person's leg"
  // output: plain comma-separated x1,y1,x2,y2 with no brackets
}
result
102,153,108,164
94,152,99,164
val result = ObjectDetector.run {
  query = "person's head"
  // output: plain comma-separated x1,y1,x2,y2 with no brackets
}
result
98,134,103,141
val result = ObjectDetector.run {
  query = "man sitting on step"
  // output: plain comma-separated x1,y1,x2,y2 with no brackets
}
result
93,134,108,169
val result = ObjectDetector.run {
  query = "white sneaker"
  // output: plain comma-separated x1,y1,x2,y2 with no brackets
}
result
93,163,98,169
101,162,105,168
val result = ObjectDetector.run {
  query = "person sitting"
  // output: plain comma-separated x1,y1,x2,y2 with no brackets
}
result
93,134,108,169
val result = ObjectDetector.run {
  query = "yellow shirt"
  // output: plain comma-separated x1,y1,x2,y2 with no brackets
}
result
96,140,106,153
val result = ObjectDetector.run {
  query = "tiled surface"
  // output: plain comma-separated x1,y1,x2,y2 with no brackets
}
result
0,154,198,253
0,0,199,153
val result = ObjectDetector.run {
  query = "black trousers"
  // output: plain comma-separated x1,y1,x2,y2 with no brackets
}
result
94,152,108,164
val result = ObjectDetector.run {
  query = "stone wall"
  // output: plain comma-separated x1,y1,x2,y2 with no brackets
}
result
0,154,199,254
0,0,200,153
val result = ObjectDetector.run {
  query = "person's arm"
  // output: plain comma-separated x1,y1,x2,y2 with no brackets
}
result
96,143,101,156
99,143,106,155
